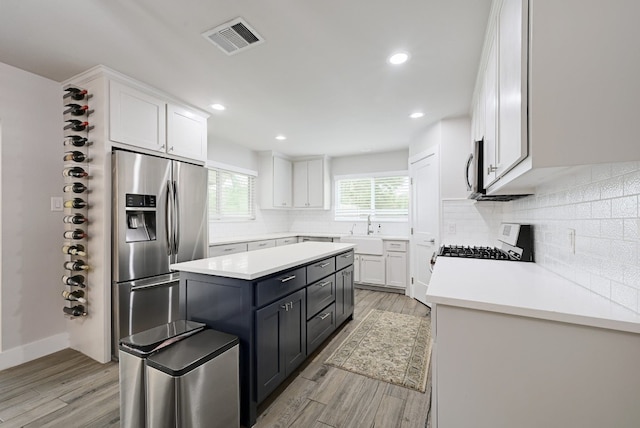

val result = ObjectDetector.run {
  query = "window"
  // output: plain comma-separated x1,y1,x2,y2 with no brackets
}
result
208,167,256,221
334,172,409,221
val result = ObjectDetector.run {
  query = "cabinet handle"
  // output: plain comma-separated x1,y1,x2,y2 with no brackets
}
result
318,312,331,320
280,275,296,283
318,281,331,287
160,144,165,150
281,304,288,311
224,248,233,252
169,146,174,151
259,243,267,247
341,253,352,258
318,262,330,268
487,164,498,174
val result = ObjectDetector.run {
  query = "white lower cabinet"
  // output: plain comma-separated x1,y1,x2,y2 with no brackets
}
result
247,239,276,251
385,251,407,288
353,255,361,283
359,255,386,285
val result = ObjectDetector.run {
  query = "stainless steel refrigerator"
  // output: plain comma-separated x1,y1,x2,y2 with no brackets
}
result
112,149,208,356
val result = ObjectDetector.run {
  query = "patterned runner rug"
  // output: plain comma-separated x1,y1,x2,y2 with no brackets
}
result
325,309,432,392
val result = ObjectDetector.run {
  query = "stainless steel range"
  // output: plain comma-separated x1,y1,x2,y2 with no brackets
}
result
437,223,534,262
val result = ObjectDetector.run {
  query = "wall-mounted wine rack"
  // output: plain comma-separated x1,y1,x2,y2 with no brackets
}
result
61,85,93,318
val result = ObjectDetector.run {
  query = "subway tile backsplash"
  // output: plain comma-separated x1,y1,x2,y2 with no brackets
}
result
443,161,640,314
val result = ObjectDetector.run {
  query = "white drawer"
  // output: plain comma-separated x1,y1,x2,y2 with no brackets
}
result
384,240,407,252
247,239,276,251
208,243,248,257
275,237,297,246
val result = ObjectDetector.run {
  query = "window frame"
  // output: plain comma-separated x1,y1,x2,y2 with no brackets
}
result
333,170,410,222
207,161,257,222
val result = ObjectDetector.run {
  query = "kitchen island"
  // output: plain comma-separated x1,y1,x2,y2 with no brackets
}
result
427,258,640,428
170,242,356,427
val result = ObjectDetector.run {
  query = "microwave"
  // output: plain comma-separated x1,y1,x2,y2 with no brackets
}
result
465,138,529,202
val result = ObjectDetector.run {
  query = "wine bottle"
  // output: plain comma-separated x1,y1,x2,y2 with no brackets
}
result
62,244,87,256
63,135,89,147
62,274,86,288
63,104,92,116
62,167,88,178
64,260,90,271
63,182,87,194
63,151,87,163
63,214,87,225
63,198,87,209
63,305,87,317
63,120,91,132
63,229,87,240
62,290,87,304
63,87,88,100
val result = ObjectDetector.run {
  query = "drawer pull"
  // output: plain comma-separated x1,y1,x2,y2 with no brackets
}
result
259,243,267,247
318,262,330,268
318,281,331,287
341,253,352,258
318,312,331,320
224,248,233,252
280,275,296,283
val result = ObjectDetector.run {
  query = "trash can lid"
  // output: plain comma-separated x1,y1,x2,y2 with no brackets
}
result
146,329,239,377
119,320,205,357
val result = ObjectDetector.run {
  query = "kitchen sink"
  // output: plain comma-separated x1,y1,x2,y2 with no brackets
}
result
340,236,384,255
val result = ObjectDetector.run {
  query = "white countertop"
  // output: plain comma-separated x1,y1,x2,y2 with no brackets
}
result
427,257,640,334
209,232,409,246
171,242,356,280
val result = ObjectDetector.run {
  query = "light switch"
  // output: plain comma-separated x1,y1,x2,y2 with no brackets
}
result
51,196,63,212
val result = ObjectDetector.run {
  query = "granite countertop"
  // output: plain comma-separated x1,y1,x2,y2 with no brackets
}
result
427,257,640,334
171,242,356,280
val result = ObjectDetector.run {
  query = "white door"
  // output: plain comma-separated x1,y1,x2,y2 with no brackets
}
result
409,150,439,306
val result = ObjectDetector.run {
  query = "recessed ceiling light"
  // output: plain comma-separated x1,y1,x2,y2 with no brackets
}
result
211,103,226,111
410,112,424,119
275,135,287,141
388,52,409,65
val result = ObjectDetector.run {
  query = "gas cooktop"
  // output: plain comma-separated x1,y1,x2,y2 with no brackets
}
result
438,245,511,260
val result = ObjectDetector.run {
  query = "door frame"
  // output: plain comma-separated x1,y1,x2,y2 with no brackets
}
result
408,147,440,304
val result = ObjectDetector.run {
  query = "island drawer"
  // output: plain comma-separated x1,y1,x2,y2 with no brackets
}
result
307,257,336,284
255,267,306,307
306,274,335,319
335,250,354,271
209,243,248,257
307,303,336,355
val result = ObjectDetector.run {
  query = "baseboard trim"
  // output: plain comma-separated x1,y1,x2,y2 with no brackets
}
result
0,333,70,371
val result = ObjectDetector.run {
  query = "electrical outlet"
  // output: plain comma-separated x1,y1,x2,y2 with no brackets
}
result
447,223,457,234
51,196,63,212
567,228,576,254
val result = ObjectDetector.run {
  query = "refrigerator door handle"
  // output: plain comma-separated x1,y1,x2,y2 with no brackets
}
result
173,180,180,255
165,180,173,255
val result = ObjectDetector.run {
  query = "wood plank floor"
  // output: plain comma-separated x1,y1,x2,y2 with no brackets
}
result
0,289,431,427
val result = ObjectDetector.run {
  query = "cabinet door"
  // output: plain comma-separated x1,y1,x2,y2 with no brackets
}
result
283,289,307,375
256,300,286,403
166,104,207,162
386,251,407,288
306,158,324,208
353,255,361,283
109,80,166,152
497,0,528,176
483,30,499,187
273,156,292,208
292,161,308,208
360,255,386,285
336,266,354,326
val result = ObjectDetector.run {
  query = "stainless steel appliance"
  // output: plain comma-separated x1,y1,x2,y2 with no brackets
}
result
112,149,208,356
465,139,529,201
436,223,534,262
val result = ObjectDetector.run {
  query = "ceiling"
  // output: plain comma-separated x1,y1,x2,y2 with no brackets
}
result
0,0,491,157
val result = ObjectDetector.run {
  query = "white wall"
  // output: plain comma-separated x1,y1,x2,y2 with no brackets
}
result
441,161,640,314
208,138,259,172
0,62,68,369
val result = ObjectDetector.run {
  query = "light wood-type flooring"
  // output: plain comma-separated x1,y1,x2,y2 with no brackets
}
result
0,289,431,427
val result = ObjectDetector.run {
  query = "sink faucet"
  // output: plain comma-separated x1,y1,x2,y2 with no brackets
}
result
367,215,373,235
350,223,357,235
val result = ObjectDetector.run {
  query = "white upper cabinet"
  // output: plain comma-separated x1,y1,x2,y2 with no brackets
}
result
166,104,207,161
293,157,330,209
110,80,166,153
109,80,208,163
473,0,640,196
259,152,292,209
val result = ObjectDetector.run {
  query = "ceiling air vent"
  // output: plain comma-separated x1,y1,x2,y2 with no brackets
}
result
202,17,264,56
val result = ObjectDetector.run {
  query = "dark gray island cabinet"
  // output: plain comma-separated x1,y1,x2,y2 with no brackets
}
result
170,242,355,427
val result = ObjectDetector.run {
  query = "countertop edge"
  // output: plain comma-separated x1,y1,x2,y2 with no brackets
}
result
209,233,409,246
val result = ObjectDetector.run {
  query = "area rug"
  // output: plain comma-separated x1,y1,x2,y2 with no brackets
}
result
325,309,432,392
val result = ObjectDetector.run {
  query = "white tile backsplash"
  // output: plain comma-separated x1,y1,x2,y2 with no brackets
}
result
442,161,640,314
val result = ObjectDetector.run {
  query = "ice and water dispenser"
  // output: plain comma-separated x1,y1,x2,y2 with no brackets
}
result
125,193,157,242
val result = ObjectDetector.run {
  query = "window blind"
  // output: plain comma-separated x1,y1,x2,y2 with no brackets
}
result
335,175,409,220
208,168,256,220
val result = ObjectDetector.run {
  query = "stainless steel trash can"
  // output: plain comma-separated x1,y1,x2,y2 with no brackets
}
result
145,329,240,428
118,320,205,428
